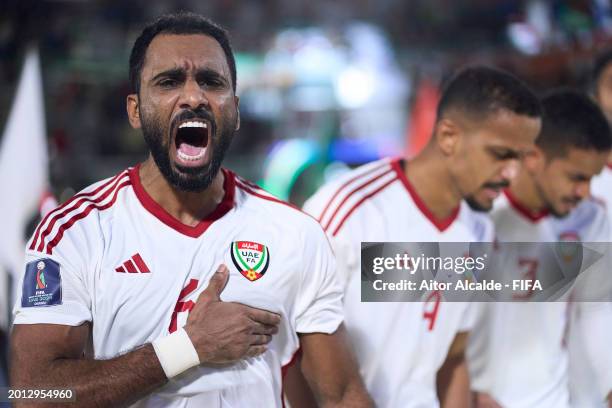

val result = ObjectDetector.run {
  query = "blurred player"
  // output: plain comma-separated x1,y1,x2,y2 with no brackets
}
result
468,90,612,408
567,49,612,408
591,50,612,230
300,66,541,407
10,13,371,407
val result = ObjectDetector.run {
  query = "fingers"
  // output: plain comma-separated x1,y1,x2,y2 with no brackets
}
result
201,265,229,301
246,345,267,358
246,307,281,326
250,334,272,346
251,322,279,336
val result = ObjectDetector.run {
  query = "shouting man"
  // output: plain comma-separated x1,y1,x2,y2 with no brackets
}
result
10,12,370,407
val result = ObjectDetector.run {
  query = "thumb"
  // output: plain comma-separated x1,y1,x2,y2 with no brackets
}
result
203,264,229,300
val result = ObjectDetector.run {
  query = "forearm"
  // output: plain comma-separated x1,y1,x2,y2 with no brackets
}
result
437,356,470,408
299,327,373,408
11,344,167,408
318,375,373,408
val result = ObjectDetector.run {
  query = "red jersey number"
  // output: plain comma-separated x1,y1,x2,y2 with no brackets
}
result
423,290,441,331
169,279,199,333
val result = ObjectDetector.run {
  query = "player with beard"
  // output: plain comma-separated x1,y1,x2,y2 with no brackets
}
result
10,13,371,407
299,67,541,408
467,90,612,408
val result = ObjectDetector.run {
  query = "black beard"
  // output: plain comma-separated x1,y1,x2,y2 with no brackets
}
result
141,110,235,192
534,180,570,219
465,196,490,212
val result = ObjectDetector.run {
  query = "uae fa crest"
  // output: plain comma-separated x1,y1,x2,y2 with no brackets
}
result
230,241,270,281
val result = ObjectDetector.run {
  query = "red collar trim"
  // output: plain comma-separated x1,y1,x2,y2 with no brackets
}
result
503,189,548,223
607,163,612,170
129,165,235,238
391,159,460,232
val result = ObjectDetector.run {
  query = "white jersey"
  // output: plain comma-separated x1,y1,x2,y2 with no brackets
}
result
13,166,343,408
575,164,612,407
468,190,612,408
304,157,494,408
592,165,612,238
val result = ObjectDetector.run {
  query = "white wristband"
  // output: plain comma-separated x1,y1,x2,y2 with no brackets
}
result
152,328,200,378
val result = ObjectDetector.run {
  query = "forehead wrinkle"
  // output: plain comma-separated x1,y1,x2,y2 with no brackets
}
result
142,34,232,84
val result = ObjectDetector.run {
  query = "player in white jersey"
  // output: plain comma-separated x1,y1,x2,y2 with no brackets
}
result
10,13,372,407
295,67,542,407
565,49,612,408
591,49,612,235
467,90,612,408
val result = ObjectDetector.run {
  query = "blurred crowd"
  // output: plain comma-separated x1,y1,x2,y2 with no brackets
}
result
2,0,612,203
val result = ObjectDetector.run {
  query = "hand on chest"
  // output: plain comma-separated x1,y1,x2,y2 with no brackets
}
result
100,236,295,332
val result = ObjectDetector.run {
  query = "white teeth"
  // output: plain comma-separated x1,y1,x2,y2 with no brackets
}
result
178,121,207,129
177,148,206,161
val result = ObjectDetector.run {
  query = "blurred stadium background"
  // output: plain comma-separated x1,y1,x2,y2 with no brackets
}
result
2,0,612,395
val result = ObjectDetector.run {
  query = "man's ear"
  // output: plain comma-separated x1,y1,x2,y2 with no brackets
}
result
434,118,461,156
523,145,545,174
234,95,240,131
126,94,141,129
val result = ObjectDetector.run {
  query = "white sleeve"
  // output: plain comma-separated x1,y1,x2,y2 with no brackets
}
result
327,235,360,292
458,301,479,332
293,220,344,334
574,301,612,400
12,232,92,326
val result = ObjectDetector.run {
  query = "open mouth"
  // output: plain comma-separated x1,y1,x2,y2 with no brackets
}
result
173,119,211,166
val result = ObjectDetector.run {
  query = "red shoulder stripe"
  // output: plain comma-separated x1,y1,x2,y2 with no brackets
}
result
323,168,394,231
235,179,300,211
331,176,398,236
236,178,336,255
30,170,128,251
34,173,130,252
236,176,262,191
44,179,130,255
317,161,390,223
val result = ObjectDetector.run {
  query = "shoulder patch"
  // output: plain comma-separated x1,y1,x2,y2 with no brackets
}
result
22,258,62,307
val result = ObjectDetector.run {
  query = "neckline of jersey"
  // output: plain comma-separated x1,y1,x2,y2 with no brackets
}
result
503,188,549,223
129,164,236,238
391,158,460,232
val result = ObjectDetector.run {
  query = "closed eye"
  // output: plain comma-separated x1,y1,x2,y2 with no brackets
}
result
196,70,228,89
158,78,180,88
568,173,589,182
488,147,521,161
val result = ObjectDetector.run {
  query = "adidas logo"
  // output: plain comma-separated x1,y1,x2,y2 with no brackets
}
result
115,253,150,273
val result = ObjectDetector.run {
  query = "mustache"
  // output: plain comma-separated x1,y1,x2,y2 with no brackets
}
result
562,196,581,205
171,108,215,130
482,181,510,190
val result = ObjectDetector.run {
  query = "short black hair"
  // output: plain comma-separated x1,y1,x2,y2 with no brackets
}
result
537,89,612,157
591,49,612,93
436,66,541,121
129,12,236,94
